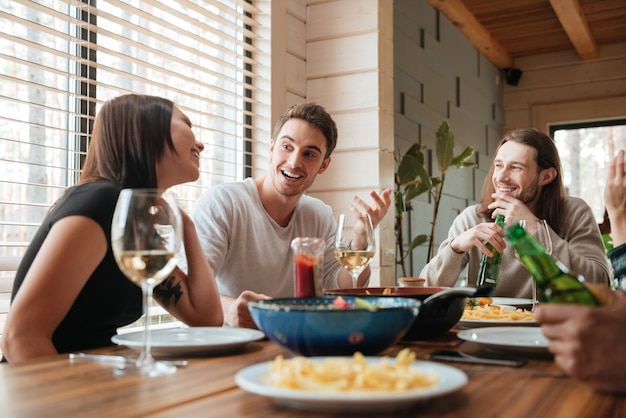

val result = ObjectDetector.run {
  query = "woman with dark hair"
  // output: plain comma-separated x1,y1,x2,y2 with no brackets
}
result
2,94,223,363
421,128,611,296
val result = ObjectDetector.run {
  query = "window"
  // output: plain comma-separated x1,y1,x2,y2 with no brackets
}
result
551,120,626,223
0,0,267,334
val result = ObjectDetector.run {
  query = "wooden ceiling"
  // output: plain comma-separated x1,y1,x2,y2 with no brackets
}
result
427,0,626,69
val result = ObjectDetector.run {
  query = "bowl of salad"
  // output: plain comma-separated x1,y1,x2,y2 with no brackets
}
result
248,296,420,356
324,287,466,340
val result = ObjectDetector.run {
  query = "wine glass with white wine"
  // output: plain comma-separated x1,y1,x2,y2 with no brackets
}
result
334,211,376,288
519,219,552,310
111,189,182,376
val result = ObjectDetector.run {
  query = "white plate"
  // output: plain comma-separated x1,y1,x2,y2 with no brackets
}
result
457,327,549,354
235,358,467,413
490,297,534,308
112,327,265,356
458,318,537,328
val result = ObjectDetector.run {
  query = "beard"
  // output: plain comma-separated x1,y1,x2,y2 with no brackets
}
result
518,180,541,207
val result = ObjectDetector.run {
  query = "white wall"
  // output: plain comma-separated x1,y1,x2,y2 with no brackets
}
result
392,0,504,278
504,41,626,132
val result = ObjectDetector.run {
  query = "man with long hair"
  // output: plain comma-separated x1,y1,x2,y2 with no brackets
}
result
421,128,610,297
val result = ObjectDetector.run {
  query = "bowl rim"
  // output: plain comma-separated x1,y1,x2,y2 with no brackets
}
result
248,296,421,311
323,286,450,296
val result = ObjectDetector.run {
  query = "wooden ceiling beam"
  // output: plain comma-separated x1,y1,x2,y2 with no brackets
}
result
426,0,513,69
549,0,599,60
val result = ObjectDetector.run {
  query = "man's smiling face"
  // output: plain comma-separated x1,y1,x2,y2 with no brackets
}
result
492,140,543,205
267,118,331,198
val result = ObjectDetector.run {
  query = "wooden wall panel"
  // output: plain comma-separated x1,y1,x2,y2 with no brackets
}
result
532,96,626,133
505,79,626,115
285,1,307,105
288,0,307,22
286,53,306,98
307,0,378,40
330,110,381,151
303,0,396,285
308,72,380,112
503,41,626,131
286,14,306,59
286,92,305,108
307,33,379,77
314,150,381,190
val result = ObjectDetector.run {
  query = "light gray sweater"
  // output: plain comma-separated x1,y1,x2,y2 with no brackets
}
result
182,178,342,298
420,196,611,298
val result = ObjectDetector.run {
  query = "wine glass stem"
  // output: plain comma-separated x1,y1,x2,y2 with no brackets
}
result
351,273,359,288
138,281,155,367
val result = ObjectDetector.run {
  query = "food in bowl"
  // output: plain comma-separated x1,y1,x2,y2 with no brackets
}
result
248,297,420,356
324,287,465,340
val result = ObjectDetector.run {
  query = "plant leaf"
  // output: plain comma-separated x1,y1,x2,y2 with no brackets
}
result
451,146,476,167
394,190,406,216
395,120,476,275
436,121,454,174
406,234,428,254
396,144,426,185
404,181,430,202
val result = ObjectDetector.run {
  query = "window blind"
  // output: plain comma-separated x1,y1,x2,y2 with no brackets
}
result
0,0,268,336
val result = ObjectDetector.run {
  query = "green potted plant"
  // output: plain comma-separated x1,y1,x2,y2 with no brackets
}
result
395,121,476,278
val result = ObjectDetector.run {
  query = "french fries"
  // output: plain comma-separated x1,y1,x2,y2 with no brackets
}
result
462,301,534,321
267,349,438,392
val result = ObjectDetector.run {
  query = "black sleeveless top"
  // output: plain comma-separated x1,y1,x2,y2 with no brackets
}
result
7,181,142,359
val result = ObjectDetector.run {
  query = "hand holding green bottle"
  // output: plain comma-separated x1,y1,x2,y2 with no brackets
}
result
505,223,599,306
477,215,505,288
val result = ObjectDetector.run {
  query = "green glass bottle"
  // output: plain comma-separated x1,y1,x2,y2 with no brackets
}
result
505,223,599,306
477,215,505,288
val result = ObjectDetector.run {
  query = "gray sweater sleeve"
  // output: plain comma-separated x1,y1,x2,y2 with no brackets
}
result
419,206,477,287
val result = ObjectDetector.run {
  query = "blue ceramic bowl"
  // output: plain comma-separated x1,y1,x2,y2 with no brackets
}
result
248,296,420,356
324,287,465,340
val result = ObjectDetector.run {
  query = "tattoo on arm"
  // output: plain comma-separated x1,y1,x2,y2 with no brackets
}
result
154,276,183,308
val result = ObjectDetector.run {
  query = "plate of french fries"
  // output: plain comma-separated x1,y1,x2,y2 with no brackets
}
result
459,297,536,328
235,349,467,412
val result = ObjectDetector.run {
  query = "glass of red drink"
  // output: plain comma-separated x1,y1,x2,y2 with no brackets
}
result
290,237,326,298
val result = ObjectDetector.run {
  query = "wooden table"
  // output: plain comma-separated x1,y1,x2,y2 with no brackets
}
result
1,334,625,418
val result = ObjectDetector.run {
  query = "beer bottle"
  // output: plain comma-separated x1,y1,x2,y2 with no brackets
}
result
505,223,599,306
477,215,505,288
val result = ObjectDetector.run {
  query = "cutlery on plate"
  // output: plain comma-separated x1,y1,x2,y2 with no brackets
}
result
69,352,188,367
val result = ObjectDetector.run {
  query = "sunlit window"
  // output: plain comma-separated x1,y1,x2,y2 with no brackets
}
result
0,0,266,334
552,121,626,223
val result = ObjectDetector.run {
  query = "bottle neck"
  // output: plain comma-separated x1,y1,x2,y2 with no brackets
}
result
508,227,561,284
517,251,562,285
